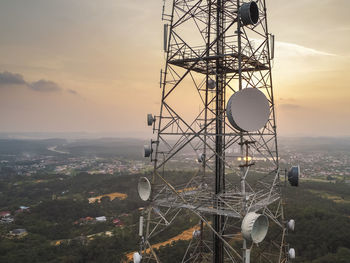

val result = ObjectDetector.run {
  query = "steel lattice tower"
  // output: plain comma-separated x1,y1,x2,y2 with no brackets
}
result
137,0,292,262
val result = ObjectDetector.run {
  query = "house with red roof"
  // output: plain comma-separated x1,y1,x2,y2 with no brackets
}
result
113,218,124,227
0,211,11,218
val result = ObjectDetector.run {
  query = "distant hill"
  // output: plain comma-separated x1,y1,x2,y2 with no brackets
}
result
0,138,67,156
279,137,350,152
0,136,349,159
62,138,147,159
0,137,147,159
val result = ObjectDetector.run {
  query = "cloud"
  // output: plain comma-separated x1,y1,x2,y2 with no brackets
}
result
251,39,336,59
279,97,296,102
67,89,78,95
0,71,63,93
0,71,27,86
29,80,61,92
279,103,302,110
276,41,336,57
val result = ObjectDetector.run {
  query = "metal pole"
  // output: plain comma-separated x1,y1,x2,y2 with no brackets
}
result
214,0,225,262
202,0,212,259
236,1,249,262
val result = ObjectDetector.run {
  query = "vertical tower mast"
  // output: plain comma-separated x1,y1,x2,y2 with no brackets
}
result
214,0,225,262
137,1,294,262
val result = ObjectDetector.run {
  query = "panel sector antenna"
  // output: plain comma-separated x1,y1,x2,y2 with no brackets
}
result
136,0,297,262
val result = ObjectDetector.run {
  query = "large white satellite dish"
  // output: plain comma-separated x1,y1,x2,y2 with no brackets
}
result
226,88,270,132
138,177,151,201
241,212,269,243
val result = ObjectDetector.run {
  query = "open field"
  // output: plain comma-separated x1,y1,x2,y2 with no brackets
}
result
88,192,128,203
124,225,200,262
308,189,350,204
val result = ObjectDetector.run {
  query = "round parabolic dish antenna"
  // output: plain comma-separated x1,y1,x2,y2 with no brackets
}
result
241,212,269,243
288,165,300,187
240,1,259,26
138,177,151,201
226,88,270,132
147,114,154,126
133,252,142,263
144,145,152,158
208,79,216,90
288,219,295,231
288,248,296,259
192,230,201,239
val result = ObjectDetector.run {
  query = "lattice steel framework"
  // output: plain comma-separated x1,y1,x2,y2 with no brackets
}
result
139,0,290,262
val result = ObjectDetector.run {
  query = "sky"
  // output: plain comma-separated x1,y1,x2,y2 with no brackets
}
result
0,0,349,137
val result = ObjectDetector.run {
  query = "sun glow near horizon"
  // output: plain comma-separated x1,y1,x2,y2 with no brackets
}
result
0,0,349,137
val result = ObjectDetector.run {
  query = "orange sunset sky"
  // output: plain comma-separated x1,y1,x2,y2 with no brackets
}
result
0,0,349,137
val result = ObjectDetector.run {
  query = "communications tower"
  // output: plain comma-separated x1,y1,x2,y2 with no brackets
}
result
135,0,298,262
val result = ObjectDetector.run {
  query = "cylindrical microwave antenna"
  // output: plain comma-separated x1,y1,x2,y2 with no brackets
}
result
139,216,144,236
